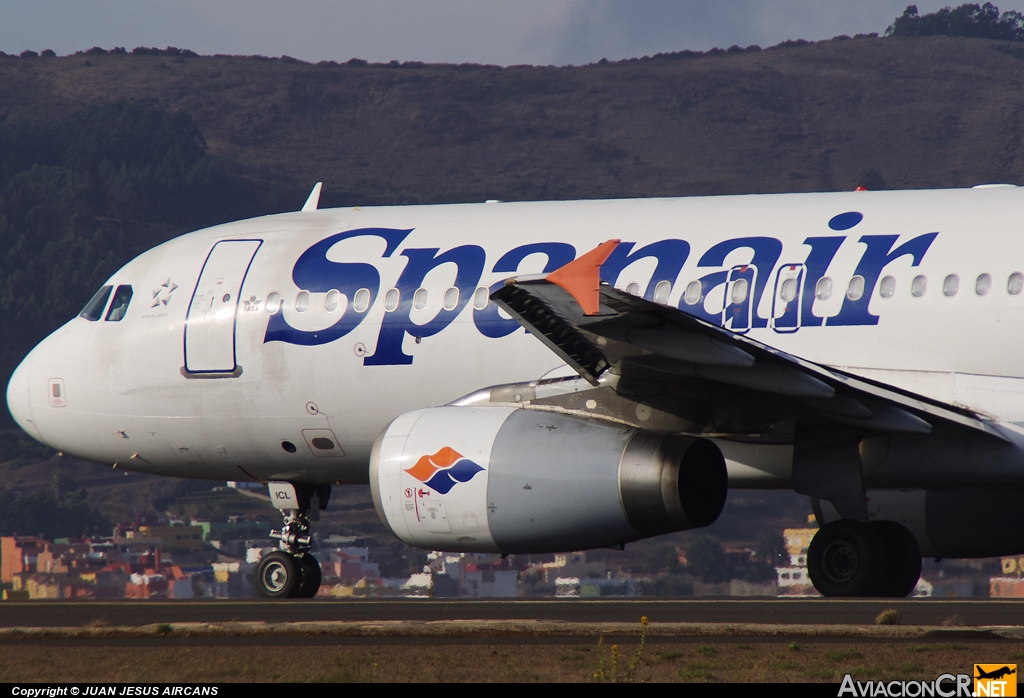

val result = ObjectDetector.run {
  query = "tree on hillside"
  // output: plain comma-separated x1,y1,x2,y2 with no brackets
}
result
686,536,729,583
0,480,108,538
642,544,683,575
754,531,788,566
887,3,1024,41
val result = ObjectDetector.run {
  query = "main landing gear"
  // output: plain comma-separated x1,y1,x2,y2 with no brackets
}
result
254,482,329,599
807,519,922,598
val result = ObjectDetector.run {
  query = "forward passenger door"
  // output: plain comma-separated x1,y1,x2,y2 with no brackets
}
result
184,239,263,375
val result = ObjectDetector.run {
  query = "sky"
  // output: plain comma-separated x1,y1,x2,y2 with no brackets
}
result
0,1,1008,66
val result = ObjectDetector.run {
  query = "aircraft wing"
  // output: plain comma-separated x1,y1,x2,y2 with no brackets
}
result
491,242,1006,441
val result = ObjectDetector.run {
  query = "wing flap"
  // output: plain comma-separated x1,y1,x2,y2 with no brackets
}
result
617,328,755,367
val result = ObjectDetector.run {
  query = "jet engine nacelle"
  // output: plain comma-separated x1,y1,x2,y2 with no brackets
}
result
370,406,728,553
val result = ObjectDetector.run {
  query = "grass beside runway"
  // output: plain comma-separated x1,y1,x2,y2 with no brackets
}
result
0,620,1020,682
0,638,1017,682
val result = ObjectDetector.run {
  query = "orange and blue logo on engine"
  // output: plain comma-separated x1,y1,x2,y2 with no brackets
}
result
404,447,484,494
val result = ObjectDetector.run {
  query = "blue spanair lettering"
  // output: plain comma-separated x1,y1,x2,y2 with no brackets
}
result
799,236,845,327
474,242,575,339
600,240,691,300
365,245,486,365
829,233,938,326
686,237,783,327
264,227,411,346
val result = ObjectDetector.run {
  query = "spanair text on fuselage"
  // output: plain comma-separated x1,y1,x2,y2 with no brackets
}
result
11,186,1024,485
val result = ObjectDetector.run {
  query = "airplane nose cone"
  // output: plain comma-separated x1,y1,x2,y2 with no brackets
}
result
7,353,40,440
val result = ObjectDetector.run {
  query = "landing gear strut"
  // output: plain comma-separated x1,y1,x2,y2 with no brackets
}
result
254,482,330,599
807,519,921,598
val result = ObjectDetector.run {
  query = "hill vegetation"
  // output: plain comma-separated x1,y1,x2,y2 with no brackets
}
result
0,472,107,538
888,3,1024,40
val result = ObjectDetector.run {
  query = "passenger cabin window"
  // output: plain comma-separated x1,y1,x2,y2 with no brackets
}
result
265,292,282,314
730,278,749,304
80,285,112,321
325,289,341,313
683,281,702,306
976,273,992,296
654,280,672,304
353,288,371,313
911,275,927,298
473,287,489,310
846,276,865,301
413,288,428,311
384,288,400,312
1010,272,1024,296
625,282,640,297
943,274,959,297
781,278,798,302
815,277,833,301
105,285,133,321
443,287,459,311
295,290,310,312
879,276,895,299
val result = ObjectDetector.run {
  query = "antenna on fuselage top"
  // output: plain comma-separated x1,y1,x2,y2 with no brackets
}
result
301,182,323,212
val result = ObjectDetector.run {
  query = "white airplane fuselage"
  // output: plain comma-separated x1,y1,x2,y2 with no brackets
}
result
9,187,1024,488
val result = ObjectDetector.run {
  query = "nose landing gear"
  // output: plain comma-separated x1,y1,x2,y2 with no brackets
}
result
254,482,330,599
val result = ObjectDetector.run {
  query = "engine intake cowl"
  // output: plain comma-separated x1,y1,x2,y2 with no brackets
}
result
370,406,727,553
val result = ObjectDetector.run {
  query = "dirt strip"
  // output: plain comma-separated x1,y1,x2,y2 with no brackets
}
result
0,620,1020,640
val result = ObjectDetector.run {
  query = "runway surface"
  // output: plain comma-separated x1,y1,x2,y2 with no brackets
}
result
2,598,1024,629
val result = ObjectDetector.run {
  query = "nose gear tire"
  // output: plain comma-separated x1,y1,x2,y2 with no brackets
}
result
255,551,299,599
295,554,322,598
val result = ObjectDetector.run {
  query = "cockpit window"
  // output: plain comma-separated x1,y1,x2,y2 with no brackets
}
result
105,285,133,321
80,286,112,321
